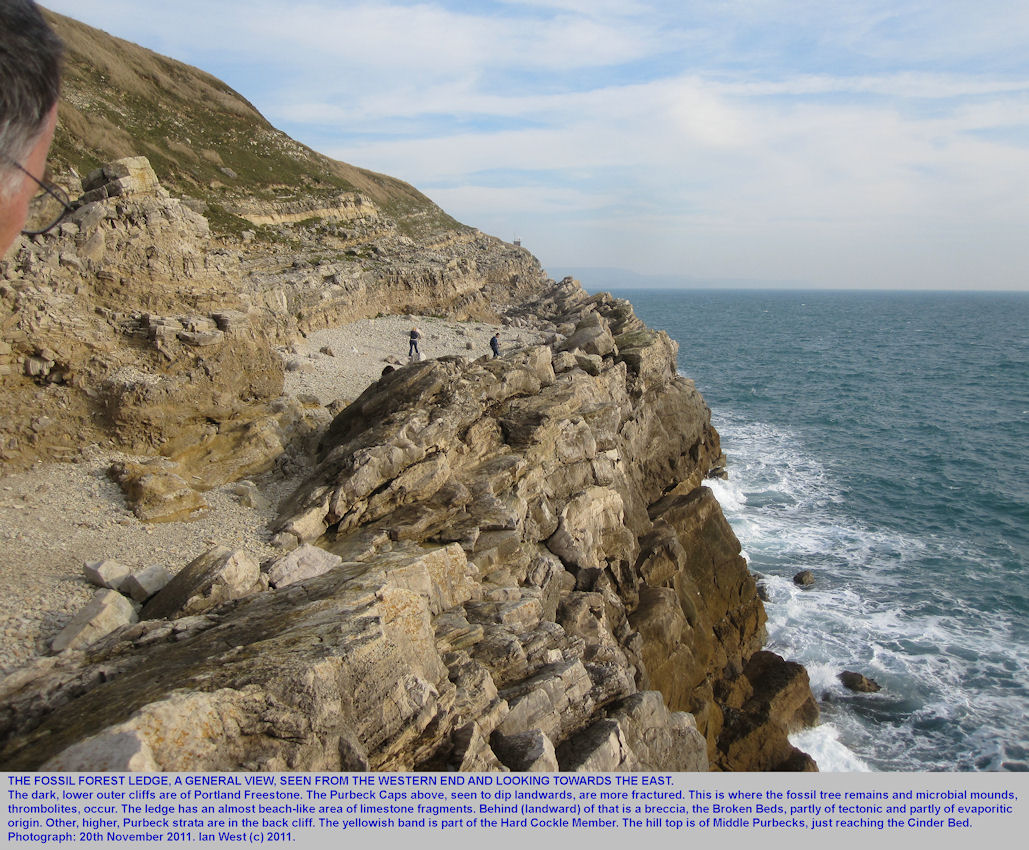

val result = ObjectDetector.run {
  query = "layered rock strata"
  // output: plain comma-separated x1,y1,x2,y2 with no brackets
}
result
0,157,545,474
4,10,818,769
0,279,817,772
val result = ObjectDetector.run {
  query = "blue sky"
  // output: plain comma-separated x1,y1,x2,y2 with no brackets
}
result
43,1,1029,289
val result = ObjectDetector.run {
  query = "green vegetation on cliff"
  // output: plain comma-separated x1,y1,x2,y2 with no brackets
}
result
43,9,467,241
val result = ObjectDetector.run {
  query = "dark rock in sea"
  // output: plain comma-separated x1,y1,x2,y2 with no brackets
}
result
715,651,820,771
839,671,882,693
793,570,816,587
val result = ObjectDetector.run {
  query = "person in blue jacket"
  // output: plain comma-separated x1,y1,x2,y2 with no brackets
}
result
490,333,500,358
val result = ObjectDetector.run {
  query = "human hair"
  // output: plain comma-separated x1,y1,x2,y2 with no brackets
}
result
0,0,64,198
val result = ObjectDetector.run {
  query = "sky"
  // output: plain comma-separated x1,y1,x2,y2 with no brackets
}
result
41,1,1029,290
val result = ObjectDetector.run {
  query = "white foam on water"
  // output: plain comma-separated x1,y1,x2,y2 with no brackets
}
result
705,475,747,513
790,726,871,772
706,405,1029,771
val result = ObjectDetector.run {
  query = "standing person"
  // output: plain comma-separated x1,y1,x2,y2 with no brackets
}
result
490,333,500,358
408,327,420,358
0,0,65,257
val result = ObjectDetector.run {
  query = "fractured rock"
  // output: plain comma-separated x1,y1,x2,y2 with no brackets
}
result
574,353,604,376
0,271,820,773
140,547,263,620
50,589,137,654
230,481,270,511
558,314,617,358
495,659,595,741
609,691,708,772
82,156,162,202
716,651,819,772
557,718,630,771
492,729,558,772
1,544,486,772
119,564,172,604
448,723,509,772
41,727,158,772
265,544,344,588
546,487,637,573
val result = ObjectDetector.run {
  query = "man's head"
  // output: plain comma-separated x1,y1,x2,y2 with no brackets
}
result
0,0,64,255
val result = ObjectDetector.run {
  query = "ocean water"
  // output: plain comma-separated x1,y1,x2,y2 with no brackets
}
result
608,288,1029,773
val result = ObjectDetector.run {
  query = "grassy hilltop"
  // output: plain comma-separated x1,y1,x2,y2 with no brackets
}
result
43,8,466,241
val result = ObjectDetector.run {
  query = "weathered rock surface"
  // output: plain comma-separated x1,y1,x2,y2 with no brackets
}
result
1,156,545,482
716,651,820,772
1,15,823,771
0,278,819,773
140,547,264,620
839,671,882,693
265,544,343,589
49,589,137,654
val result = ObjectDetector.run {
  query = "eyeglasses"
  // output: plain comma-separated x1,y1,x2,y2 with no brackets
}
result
9,161,74,236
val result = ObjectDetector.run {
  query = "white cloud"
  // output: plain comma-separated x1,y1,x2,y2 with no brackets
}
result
41,0,1029,289
717,73,1029,100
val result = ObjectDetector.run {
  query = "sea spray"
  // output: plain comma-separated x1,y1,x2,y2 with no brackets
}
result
615,288,1029,771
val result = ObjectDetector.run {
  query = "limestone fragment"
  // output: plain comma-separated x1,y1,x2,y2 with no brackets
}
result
574,353,603,375
120,564,172,603
266,543,343,588
82,156,162,202
83,559,132,590
558,314,617,358
50,589,137,653
229,480,270,511
109,460,208,523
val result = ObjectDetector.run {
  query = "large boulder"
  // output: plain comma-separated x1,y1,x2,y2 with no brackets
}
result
82,156,163,202
140,547,264,620
839,671,882,693
108,460,207,523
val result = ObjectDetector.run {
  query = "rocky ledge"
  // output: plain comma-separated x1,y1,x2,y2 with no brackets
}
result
0,276,818,773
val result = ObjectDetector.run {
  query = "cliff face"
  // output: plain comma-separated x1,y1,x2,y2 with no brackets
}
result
0,11,817,771
2,10,541,470
0,274,817,772
0,157,543,474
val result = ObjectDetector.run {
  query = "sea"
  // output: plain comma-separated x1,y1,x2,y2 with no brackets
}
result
607,288,1029,773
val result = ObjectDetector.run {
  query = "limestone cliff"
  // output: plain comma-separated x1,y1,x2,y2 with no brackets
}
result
0,156,542,471
0,270,817,772
0,11,818,772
